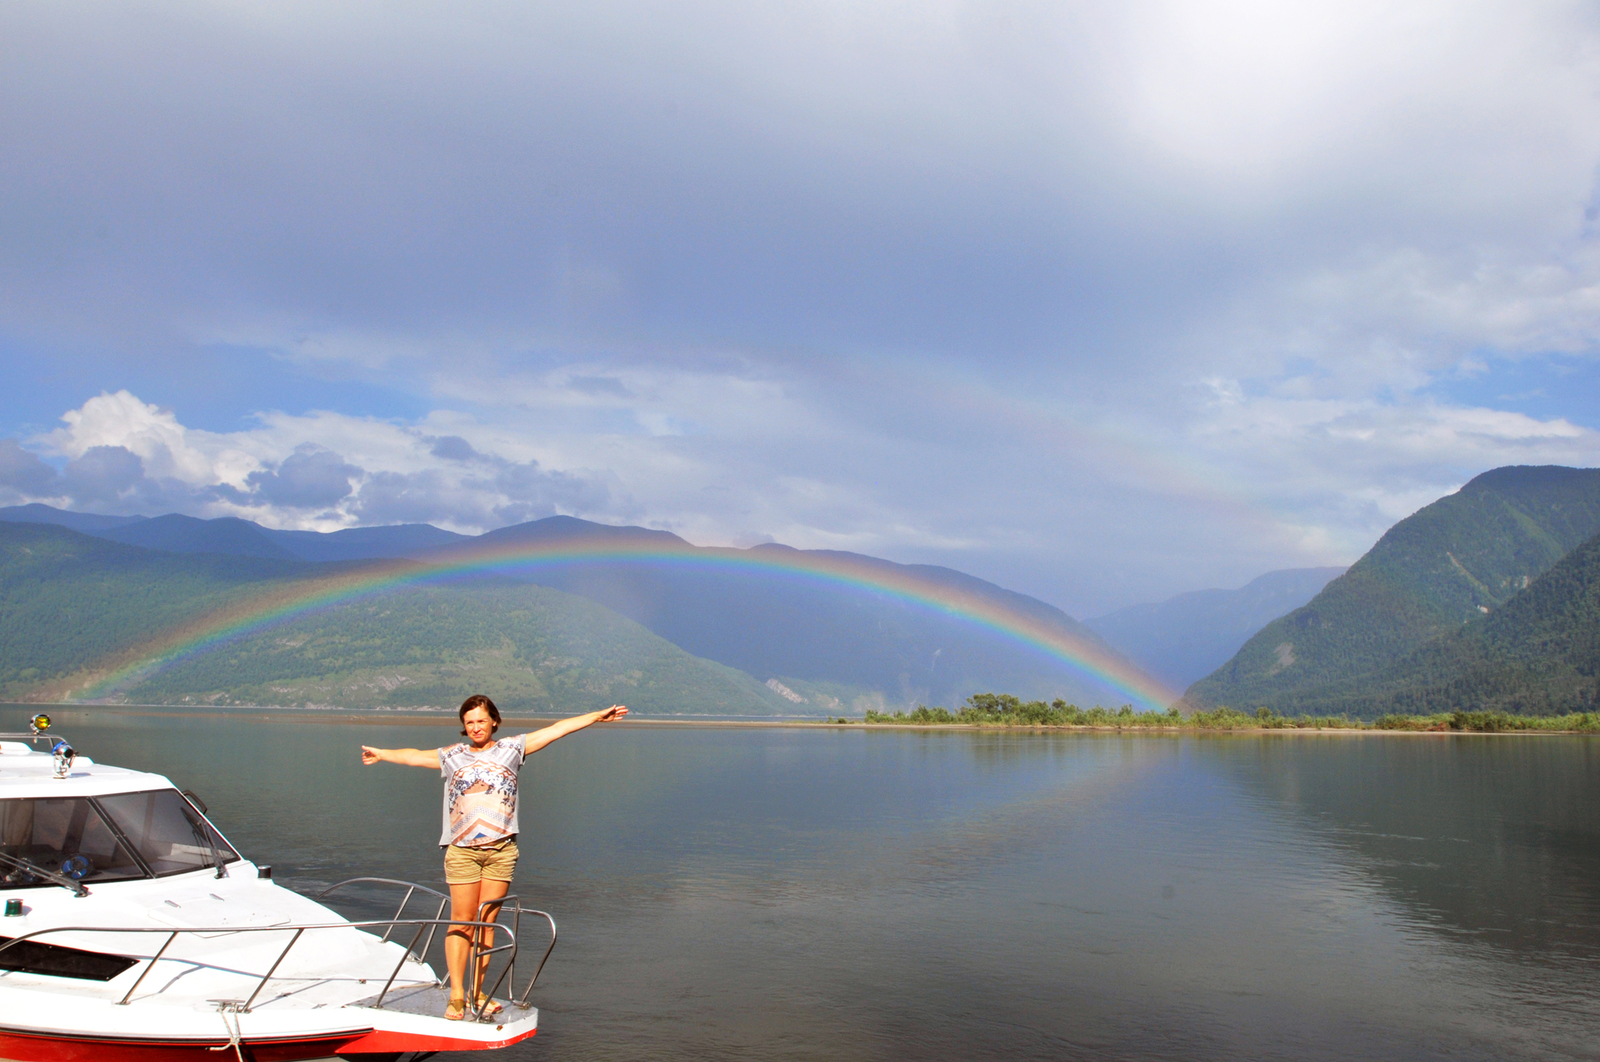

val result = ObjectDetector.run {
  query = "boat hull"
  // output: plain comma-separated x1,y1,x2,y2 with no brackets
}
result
0,1019,537,1061
0,1029,355,1061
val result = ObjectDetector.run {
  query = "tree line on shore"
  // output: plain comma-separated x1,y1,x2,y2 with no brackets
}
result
851,692,1600,732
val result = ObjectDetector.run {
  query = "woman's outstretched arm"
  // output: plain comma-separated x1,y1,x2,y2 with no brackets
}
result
361,745,440,767
523,705,628,755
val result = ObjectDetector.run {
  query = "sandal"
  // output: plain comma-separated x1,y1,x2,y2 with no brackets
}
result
476,993,504,1016
445,997,467,1021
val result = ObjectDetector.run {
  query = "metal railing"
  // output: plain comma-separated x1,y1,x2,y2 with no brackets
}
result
0,877,558,1021
313,877,557,1012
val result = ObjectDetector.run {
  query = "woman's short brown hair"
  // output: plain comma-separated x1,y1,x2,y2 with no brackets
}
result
459,694,501,736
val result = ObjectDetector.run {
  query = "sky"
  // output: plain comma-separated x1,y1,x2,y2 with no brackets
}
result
3,1,1600,618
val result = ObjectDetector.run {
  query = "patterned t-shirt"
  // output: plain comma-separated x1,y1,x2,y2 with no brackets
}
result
438,736,526,847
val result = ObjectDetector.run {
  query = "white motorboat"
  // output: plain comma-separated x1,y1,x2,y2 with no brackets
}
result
0,716,552,1061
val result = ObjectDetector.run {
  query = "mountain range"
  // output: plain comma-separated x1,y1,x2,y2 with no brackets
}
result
1186,466,1600,716
0,505,1167,713
0,503,466,561
15,462,1598,720
0,521,788,713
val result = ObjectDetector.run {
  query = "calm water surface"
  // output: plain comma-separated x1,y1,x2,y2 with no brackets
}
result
6,706,1599,1061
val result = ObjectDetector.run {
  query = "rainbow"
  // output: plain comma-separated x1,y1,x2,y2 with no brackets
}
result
74,535,1179,711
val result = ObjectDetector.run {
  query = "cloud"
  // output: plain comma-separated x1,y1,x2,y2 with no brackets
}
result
244,448,360,509
0,439,58,497
2,4,1600,613
9,390,622,534
4,0,1597,376
428,436,480,462
350,458,611,528
3,367,1599,616
60,446,153,511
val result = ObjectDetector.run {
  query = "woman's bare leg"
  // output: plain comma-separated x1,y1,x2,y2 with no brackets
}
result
446,880,484,1003
473,878,511,999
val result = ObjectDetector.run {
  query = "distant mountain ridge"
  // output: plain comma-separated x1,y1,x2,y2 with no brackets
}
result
0,502,147,533
0,504,1152,711
1088,567,1347,689
1185,466,1600,713
0,504,467,562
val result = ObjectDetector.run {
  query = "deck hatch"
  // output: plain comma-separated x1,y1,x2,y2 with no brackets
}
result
0,935,138,981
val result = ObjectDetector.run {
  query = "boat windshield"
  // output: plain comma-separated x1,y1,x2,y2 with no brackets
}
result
0,790,239,888
0,797,146,888
95,790,240,877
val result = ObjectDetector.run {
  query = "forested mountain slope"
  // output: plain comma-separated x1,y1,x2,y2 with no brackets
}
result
1185,466,1600,712
0,522,787,713
1292,529,1600,718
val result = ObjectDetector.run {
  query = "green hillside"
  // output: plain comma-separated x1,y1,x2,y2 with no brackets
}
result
1295,529,1600,718
0,522,788,714
1185,466,1600,712
0,521,310,697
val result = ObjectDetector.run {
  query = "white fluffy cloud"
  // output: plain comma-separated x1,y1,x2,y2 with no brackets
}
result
8,391,617,533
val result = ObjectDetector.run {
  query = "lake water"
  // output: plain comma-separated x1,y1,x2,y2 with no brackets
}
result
6,706,1600,1061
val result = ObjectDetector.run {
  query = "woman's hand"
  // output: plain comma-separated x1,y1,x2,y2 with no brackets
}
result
597,705,629,722
361,745,382,765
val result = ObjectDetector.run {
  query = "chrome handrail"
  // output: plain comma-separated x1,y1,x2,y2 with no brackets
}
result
317,877,557,1011
315,877,450,958
484,897,557,1010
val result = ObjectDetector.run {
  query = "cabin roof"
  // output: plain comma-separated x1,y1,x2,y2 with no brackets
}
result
0,743,174,799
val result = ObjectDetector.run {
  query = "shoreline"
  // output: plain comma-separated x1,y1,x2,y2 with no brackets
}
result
3,702,1595,735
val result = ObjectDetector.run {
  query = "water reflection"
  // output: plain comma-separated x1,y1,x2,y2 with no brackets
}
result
4,707,1597,1061
1214,734,1600,960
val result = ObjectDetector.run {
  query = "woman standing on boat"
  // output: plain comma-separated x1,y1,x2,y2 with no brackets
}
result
359,695,628,1019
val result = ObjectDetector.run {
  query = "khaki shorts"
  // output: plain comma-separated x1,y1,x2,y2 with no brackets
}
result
443,838,519,885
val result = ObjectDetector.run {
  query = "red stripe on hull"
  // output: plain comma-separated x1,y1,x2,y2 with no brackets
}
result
0,1031,354,1062
335,1026,537,1053
0,1025,537,1061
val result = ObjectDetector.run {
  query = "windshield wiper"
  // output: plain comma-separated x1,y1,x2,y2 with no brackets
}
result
181,791,228,879
0,851,89,898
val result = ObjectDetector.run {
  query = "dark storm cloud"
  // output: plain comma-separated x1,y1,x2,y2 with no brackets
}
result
62,446,145,502
0,2,1328,364
244,448,360,508
54,445,193,513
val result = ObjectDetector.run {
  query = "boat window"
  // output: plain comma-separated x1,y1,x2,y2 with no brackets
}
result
95,789,240,877
0,798,146,888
